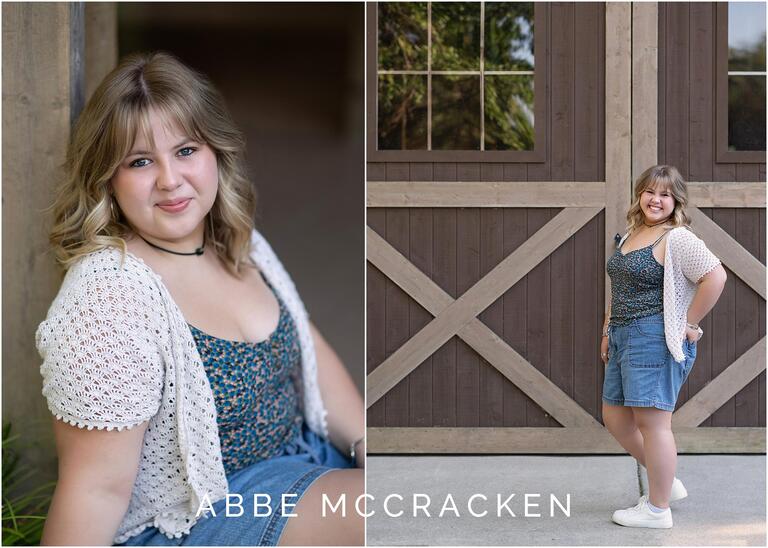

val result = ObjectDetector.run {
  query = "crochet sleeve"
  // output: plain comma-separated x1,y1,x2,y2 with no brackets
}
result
36,267,165,431
678,229,722,284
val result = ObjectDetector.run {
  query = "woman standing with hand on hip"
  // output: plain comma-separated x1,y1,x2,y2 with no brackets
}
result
600,165,726,529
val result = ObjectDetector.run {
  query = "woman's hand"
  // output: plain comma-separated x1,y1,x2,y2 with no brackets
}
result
685,325,701,343
600,335,610,364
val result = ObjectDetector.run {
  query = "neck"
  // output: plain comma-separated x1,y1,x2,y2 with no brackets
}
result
133,229,205,257
643,218,669,228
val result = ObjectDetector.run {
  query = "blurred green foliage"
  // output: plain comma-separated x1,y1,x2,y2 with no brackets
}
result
377,2,535,151
2,423,54,546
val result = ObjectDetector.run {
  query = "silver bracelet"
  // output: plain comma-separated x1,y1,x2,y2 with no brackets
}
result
349,436,364,460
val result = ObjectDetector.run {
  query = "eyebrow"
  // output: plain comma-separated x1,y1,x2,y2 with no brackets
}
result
126,139,197,157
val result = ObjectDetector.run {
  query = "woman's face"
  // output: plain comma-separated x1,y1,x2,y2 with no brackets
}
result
639,183,675,225
111,109,218,249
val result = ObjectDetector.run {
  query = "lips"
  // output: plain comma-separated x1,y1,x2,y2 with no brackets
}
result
156,198,191,213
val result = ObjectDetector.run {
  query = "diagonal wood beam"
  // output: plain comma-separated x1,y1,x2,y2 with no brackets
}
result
672,337,766,427
367,227,601,428
689,207,766,299
367,207,602,406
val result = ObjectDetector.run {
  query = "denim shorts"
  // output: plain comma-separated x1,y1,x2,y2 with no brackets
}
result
115,422,354,546
602,313,697,412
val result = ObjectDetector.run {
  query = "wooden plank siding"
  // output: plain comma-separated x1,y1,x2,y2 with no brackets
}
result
658,3,766,179
367,3,606,429
367,2,765,436
367,211,605,427
657,1,765,428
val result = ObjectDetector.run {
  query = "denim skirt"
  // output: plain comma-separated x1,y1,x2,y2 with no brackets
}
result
116,423,354,546
602,312,697,412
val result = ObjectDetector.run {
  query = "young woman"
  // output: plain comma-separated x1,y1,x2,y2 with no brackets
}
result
37,52,364,546
600,165,726,529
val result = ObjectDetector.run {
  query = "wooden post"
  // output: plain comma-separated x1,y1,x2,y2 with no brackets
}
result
2,3,84,480
604,3,632,306
85,3,117,100
632,2,659,180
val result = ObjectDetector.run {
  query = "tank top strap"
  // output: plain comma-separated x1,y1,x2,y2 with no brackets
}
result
650,230,668,248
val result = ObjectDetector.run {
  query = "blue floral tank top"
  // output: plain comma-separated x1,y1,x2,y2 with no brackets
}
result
189,276,303,475
606,231,667,326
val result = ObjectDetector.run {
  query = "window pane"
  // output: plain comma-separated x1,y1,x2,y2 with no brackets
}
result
728,2,766,72
432,75,481,149
378,3,428,70
378,75,428,150
485,75,534,150
728,75,766,151
485,3,534,71
432,2,481,70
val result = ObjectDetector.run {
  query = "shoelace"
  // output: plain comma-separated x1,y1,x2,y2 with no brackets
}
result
631,495,649,511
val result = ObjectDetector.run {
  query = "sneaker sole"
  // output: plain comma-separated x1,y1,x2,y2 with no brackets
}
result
612,515,673,529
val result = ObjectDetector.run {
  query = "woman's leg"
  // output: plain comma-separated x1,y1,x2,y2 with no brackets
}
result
602,402,646,466
278,468,364,546
632,407,675,508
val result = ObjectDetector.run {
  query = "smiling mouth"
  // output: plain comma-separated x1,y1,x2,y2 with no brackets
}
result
156,198,191,212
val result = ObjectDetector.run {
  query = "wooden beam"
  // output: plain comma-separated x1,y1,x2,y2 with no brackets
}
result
632,2,658,182
687,182,766,208
2,1,78,483
689,207,766,299
366,181,606,208
367,427,766,454
367,228,601,428
367,207,602,405
85,3,117,101
605,2,632,305
673,337,766,427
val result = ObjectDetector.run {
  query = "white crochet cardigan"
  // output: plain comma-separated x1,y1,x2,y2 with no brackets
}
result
617,226,722,362
36,229,329,544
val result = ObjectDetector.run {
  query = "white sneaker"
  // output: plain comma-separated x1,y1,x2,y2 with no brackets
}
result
670,477,688,502
612,495,673,529
639,465,688,502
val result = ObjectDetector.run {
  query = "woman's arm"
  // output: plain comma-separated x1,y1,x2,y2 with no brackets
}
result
685,265,727,341
600,301,611,364
41,419,147,545
310,322,365,468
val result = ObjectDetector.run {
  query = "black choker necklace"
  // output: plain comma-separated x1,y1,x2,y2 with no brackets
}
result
643,218,669,228
139,233,205,256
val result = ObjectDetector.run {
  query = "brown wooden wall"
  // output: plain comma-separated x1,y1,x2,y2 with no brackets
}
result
658,3,767,181
368,3,765,429
368,208,606,427
658,3,765,427
367,3,607,428
369,2,605,182
688,209,766,427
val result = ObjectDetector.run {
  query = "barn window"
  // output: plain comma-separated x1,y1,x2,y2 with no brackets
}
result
727,2,765,151
370,2,545,162
716,2,766,162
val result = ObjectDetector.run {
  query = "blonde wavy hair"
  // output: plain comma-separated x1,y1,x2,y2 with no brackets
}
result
626,164,691,233
49,51,257,276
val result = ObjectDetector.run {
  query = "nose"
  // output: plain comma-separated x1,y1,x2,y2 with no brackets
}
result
156,160,182,191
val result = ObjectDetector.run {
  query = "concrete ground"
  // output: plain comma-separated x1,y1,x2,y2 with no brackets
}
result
366,455,766,546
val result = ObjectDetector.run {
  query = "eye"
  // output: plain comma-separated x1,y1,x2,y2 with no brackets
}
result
129,158,151,168
177,146,197,157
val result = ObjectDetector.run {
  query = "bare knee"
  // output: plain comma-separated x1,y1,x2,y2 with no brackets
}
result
603,404,637,434
278,469,364,546
633,408,672,436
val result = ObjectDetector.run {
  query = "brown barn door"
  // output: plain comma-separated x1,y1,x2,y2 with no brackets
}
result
366,3,765,454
